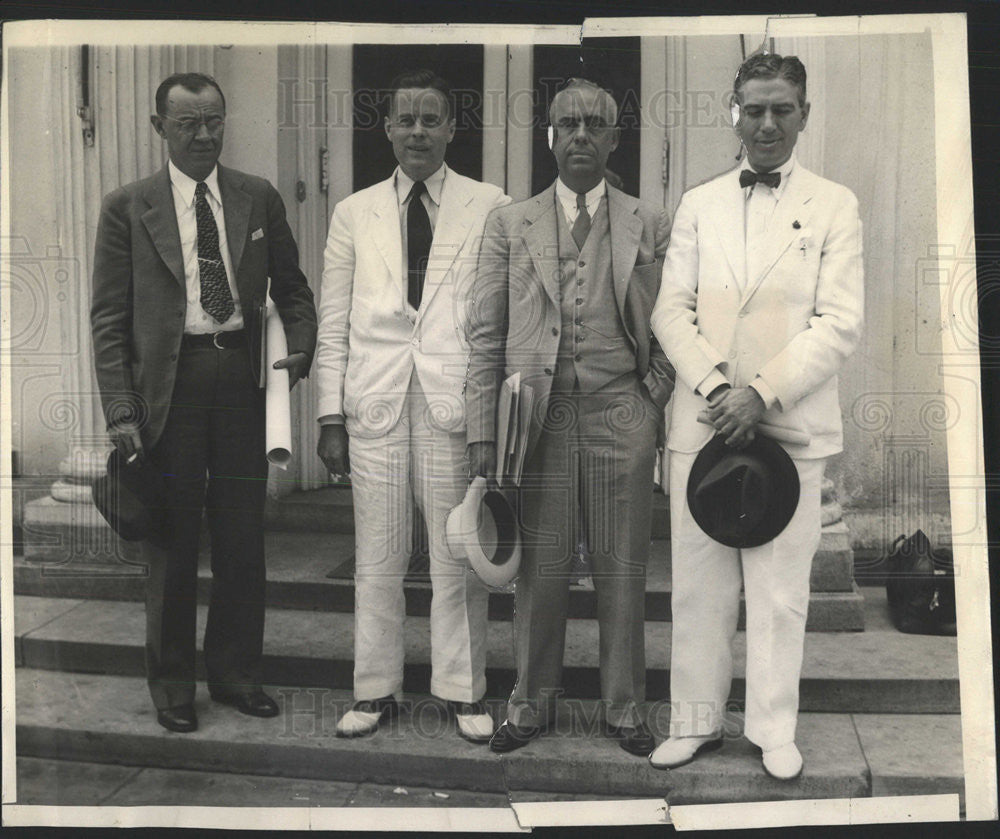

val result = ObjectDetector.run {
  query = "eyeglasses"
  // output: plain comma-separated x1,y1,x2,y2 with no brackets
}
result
388,114,447,129
161,115,225,135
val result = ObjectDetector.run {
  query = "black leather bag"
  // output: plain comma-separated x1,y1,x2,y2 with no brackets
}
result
884,529,957,636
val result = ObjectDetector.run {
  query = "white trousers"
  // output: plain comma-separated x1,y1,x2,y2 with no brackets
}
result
348,373,489,703
668,449,824,751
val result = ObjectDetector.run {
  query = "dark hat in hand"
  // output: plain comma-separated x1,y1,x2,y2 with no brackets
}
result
686,434,800,548
92,448,168,544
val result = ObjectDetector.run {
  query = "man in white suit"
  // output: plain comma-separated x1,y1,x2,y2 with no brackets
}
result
648,54,863,779
315,70,510,741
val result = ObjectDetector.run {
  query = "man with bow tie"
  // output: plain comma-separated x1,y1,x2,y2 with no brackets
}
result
315,70,510,741
91,73,317,733
648,54,864,779
466,78,674,755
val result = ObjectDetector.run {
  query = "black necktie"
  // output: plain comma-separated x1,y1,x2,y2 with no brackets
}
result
739,169,781,190
571,192,591,251
195,181,234,324
407,181,432,310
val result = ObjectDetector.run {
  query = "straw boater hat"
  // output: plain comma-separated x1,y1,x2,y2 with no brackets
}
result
446,477,521,588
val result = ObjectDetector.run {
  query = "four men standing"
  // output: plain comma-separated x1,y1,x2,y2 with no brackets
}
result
92,55,861,780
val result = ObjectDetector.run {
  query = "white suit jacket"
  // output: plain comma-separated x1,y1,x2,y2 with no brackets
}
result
650,163,864,459
315,165,510,438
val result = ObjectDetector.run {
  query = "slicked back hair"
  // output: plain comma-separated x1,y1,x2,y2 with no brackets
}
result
734,53,807,107
548,77,619,128
155,72,226,116
387,69,454,119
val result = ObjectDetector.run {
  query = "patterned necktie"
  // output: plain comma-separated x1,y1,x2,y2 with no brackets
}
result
407,181,432,310
571,192,591,251
195,181,234,324
739,169,781,189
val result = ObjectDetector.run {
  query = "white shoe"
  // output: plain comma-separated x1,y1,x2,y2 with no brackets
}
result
449,700,494,743
648,734,723,769
335,696,397,738
762,742,803,780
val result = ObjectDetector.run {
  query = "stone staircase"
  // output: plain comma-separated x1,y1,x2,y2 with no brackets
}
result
11,483,964,808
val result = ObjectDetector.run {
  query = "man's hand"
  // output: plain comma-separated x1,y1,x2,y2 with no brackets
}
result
317,424,350,475
112,424,145,465
466,441,497,485
703,386,766,449
273,352,309,390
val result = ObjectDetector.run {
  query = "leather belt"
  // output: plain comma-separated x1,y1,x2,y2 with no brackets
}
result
181,329,246,350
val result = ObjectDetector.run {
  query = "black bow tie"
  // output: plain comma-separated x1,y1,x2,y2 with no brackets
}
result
740,169,781,190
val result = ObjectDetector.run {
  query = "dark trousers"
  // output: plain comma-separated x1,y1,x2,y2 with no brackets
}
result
142,340,268,710
507,373,659,729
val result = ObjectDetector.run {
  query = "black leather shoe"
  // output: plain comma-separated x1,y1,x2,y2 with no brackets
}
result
211,689,280,718
157,705,198,733
489,720,544,754
605,721,655,757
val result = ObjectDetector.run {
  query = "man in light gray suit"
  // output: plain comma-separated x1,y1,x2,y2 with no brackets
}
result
466,78,674,756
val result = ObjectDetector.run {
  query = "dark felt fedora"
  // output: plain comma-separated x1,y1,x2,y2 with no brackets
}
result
686,434,800,548
92,448,168,543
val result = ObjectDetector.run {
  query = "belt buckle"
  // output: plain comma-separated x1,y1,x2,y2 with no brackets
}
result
212,331,225,349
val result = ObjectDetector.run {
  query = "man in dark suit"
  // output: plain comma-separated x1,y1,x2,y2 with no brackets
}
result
91,72,317,733
465,78,674,755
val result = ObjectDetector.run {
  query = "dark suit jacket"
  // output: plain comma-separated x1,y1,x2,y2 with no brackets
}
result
91,164,317,450
465,181,675,460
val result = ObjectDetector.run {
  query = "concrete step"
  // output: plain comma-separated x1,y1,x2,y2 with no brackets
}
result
15,527,864,631
13,589,958,713
14,669,964,806
14,668,871,803
263,485,675,538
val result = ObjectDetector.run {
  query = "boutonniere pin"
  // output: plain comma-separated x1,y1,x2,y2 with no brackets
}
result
796,224,814,258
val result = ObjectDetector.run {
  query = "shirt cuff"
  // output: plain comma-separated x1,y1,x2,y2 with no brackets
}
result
696,368,730,399
318,414,345,426
749,377,779,410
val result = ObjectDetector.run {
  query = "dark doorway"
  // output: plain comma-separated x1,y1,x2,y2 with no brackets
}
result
531,38,642,197
352,44,485,191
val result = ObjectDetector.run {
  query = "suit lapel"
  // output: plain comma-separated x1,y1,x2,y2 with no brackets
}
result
522,184,561,307
739,165,816,309
218,165,253,283
607,186,643,318
708,167,747,291
369,177,403,288
416,170,475,322
140,167,185,287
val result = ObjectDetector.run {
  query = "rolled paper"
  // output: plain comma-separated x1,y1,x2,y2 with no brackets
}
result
265,297,292,468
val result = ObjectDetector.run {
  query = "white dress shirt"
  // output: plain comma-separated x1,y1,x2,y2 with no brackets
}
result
168,160,242,334
395,162,445,275
555,177,606,229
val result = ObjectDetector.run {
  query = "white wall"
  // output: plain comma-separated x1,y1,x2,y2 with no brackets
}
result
8,47,69,475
